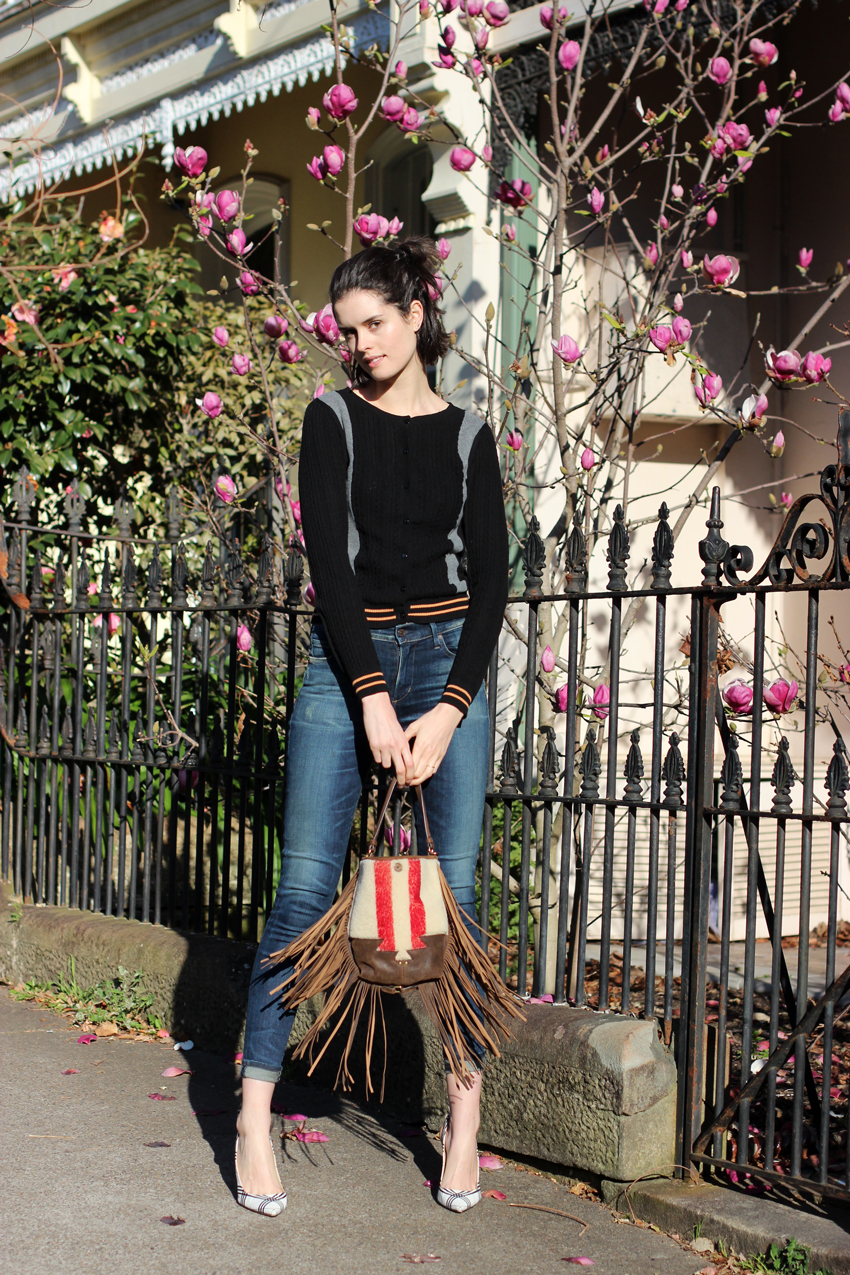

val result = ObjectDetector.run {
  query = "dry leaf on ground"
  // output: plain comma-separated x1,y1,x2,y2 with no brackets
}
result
400,1256,441,1264
144,1141,171,1148
95,1022,119,1037
160,1216,185,1226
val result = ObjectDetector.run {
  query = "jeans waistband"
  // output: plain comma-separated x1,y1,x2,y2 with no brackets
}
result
362,596,468,627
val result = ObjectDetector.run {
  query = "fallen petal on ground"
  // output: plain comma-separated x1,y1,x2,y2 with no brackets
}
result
294,1129,328,1142
482,1189,507,1200
160,1216,185,1226
561,1261,594,1267
282,1113,308,1121
76,1035,97,1045
61,1068,80,1075
148,1093,177,1101
144,1141,171,1147
161,1066,192,1077
478,1154,503,1170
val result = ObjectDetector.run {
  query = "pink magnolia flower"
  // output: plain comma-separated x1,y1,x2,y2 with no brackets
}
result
465,0,484,14
177,769,198,794
798,247,813,270
757,80,768,100
236,625,253,653
482,144,493,162
323,83,358,119
541,645,556,673
398,106,421,132
291,499,302,524
381,95,406,121
314,304,340,344
174,145,208,177
437,237,452,260
765,107,781,128
671,316,691,344
484,0,509,22
555,685,570,713
771,431,785,457
197,213,213,238
723,121,751,150
592,684,610,720
649,325,672,353
749,38,778,67
213,326,229,347
710,137,727,160
837,83,850,110
307,155,327,181
764,679,799,714
828,101,846,123
467,57,485,79
353,213,390,245
384,822,412,853
497,178,532,210
695,373,723,407
428,275,445,302
387,216,403,236
588,187,605,214
506,429,523,450
474,26,490,49
673,293,684,313
597,144,610,163
215,189,240,222
435,47,456,68
264,315,288,339
198,392,223,418
231,354,251,375
11,301,37,324
681,249,694,270
722,680,753,714
304,581,316,605
658,214,669,231
227,228,247,255
838,664,850,684
671,182,683,198
238,271,260,296
98,215,124,243
540,4,568,27
323,144,346,176
800,351,832,383
214,474,237,503
740,393,769,425
644,0,669,12
780,491,793,509
558,40,581,71
766,347,801,380
450,146,476,172
708,56,732,85
52,265,78,291
278,340,303,364
502,224,517,243
551,334,584,364
306,106,321,128
706,207,718,228
395,60,408,78
580,447,595,471
702,254,740,286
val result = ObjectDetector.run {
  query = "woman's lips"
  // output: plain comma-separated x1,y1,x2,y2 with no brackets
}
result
367,355,383,367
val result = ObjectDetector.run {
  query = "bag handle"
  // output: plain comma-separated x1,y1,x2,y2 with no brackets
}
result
365,778,437,858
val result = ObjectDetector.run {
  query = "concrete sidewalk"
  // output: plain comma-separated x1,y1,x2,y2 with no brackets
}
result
0,987,702,1275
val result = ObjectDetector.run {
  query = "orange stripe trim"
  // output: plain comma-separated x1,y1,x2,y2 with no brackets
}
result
408,602,469,612
352,672,387,687
446,684,472,703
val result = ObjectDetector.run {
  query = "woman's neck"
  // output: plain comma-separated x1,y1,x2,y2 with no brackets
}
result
352,359,445,417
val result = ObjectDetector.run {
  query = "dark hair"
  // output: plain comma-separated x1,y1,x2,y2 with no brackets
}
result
329,235,451,383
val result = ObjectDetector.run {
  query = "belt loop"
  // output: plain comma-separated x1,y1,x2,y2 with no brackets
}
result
430,621,439,649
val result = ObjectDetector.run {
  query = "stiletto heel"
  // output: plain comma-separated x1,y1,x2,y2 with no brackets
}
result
436,1115,481,1213
235,1135,288,1216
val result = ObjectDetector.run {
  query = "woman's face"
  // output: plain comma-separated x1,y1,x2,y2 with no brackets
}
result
334,289,423,382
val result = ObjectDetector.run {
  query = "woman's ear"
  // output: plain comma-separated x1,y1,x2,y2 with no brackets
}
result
408,298,424,333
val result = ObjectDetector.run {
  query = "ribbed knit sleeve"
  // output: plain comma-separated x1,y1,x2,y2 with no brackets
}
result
438,424,509,717
299,399,388,700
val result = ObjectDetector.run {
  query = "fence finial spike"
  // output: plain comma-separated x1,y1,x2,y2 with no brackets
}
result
826,735,849,818
538,725,560,795
719,732,743,810
122,544,137,604
580,727,601,800
607,504,630,592
699,486,729,585
623,728,644,801
37,705,50,756
29,549,45,609
499,723,520,795
662,731,685,807
522,515,546,600
771,735,797,815
173,542,189,607
651,502,674,590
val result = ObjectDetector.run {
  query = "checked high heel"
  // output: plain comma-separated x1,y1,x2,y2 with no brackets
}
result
235,1135,288,1217
436,1115,481,1213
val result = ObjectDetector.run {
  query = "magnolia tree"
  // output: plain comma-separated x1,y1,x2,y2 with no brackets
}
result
158,0,850,982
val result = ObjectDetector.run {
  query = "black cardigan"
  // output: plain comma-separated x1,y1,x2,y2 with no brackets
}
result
298,388,508,717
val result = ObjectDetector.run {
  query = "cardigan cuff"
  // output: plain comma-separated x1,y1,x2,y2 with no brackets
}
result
440,683,473,718
352,672,390,701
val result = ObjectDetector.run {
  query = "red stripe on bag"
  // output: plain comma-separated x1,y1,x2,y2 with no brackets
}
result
407,858,427,951
375,860,396,952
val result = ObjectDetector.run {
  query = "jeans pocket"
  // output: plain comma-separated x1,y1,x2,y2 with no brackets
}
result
437,622,464,657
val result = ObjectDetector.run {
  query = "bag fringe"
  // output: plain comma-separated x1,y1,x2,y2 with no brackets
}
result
264,866,525,1098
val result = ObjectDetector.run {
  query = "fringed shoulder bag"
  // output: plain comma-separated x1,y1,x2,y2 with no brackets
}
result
267,779,524,1100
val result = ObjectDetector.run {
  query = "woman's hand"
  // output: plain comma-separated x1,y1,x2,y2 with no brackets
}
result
404,703,463,786
361,693,415,785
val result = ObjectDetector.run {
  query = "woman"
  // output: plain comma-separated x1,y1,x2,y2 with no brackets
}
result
234,236,509,1216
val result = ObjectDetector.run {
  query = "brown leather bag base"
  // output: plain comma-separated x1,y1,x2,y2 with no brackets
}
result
350,933,448,986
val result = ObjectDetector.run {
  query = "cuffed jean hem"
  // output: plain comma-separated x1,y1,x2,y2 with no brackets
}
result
241,1063,283,1083
444,1056,486,1076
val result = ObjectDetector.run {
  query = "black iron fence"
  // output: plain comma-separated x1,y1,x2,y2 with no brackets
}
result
2,412,850,1203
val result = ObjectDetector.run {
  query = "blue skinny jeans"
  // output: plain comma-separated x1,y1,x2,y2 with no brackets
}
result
241,617,490,1083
